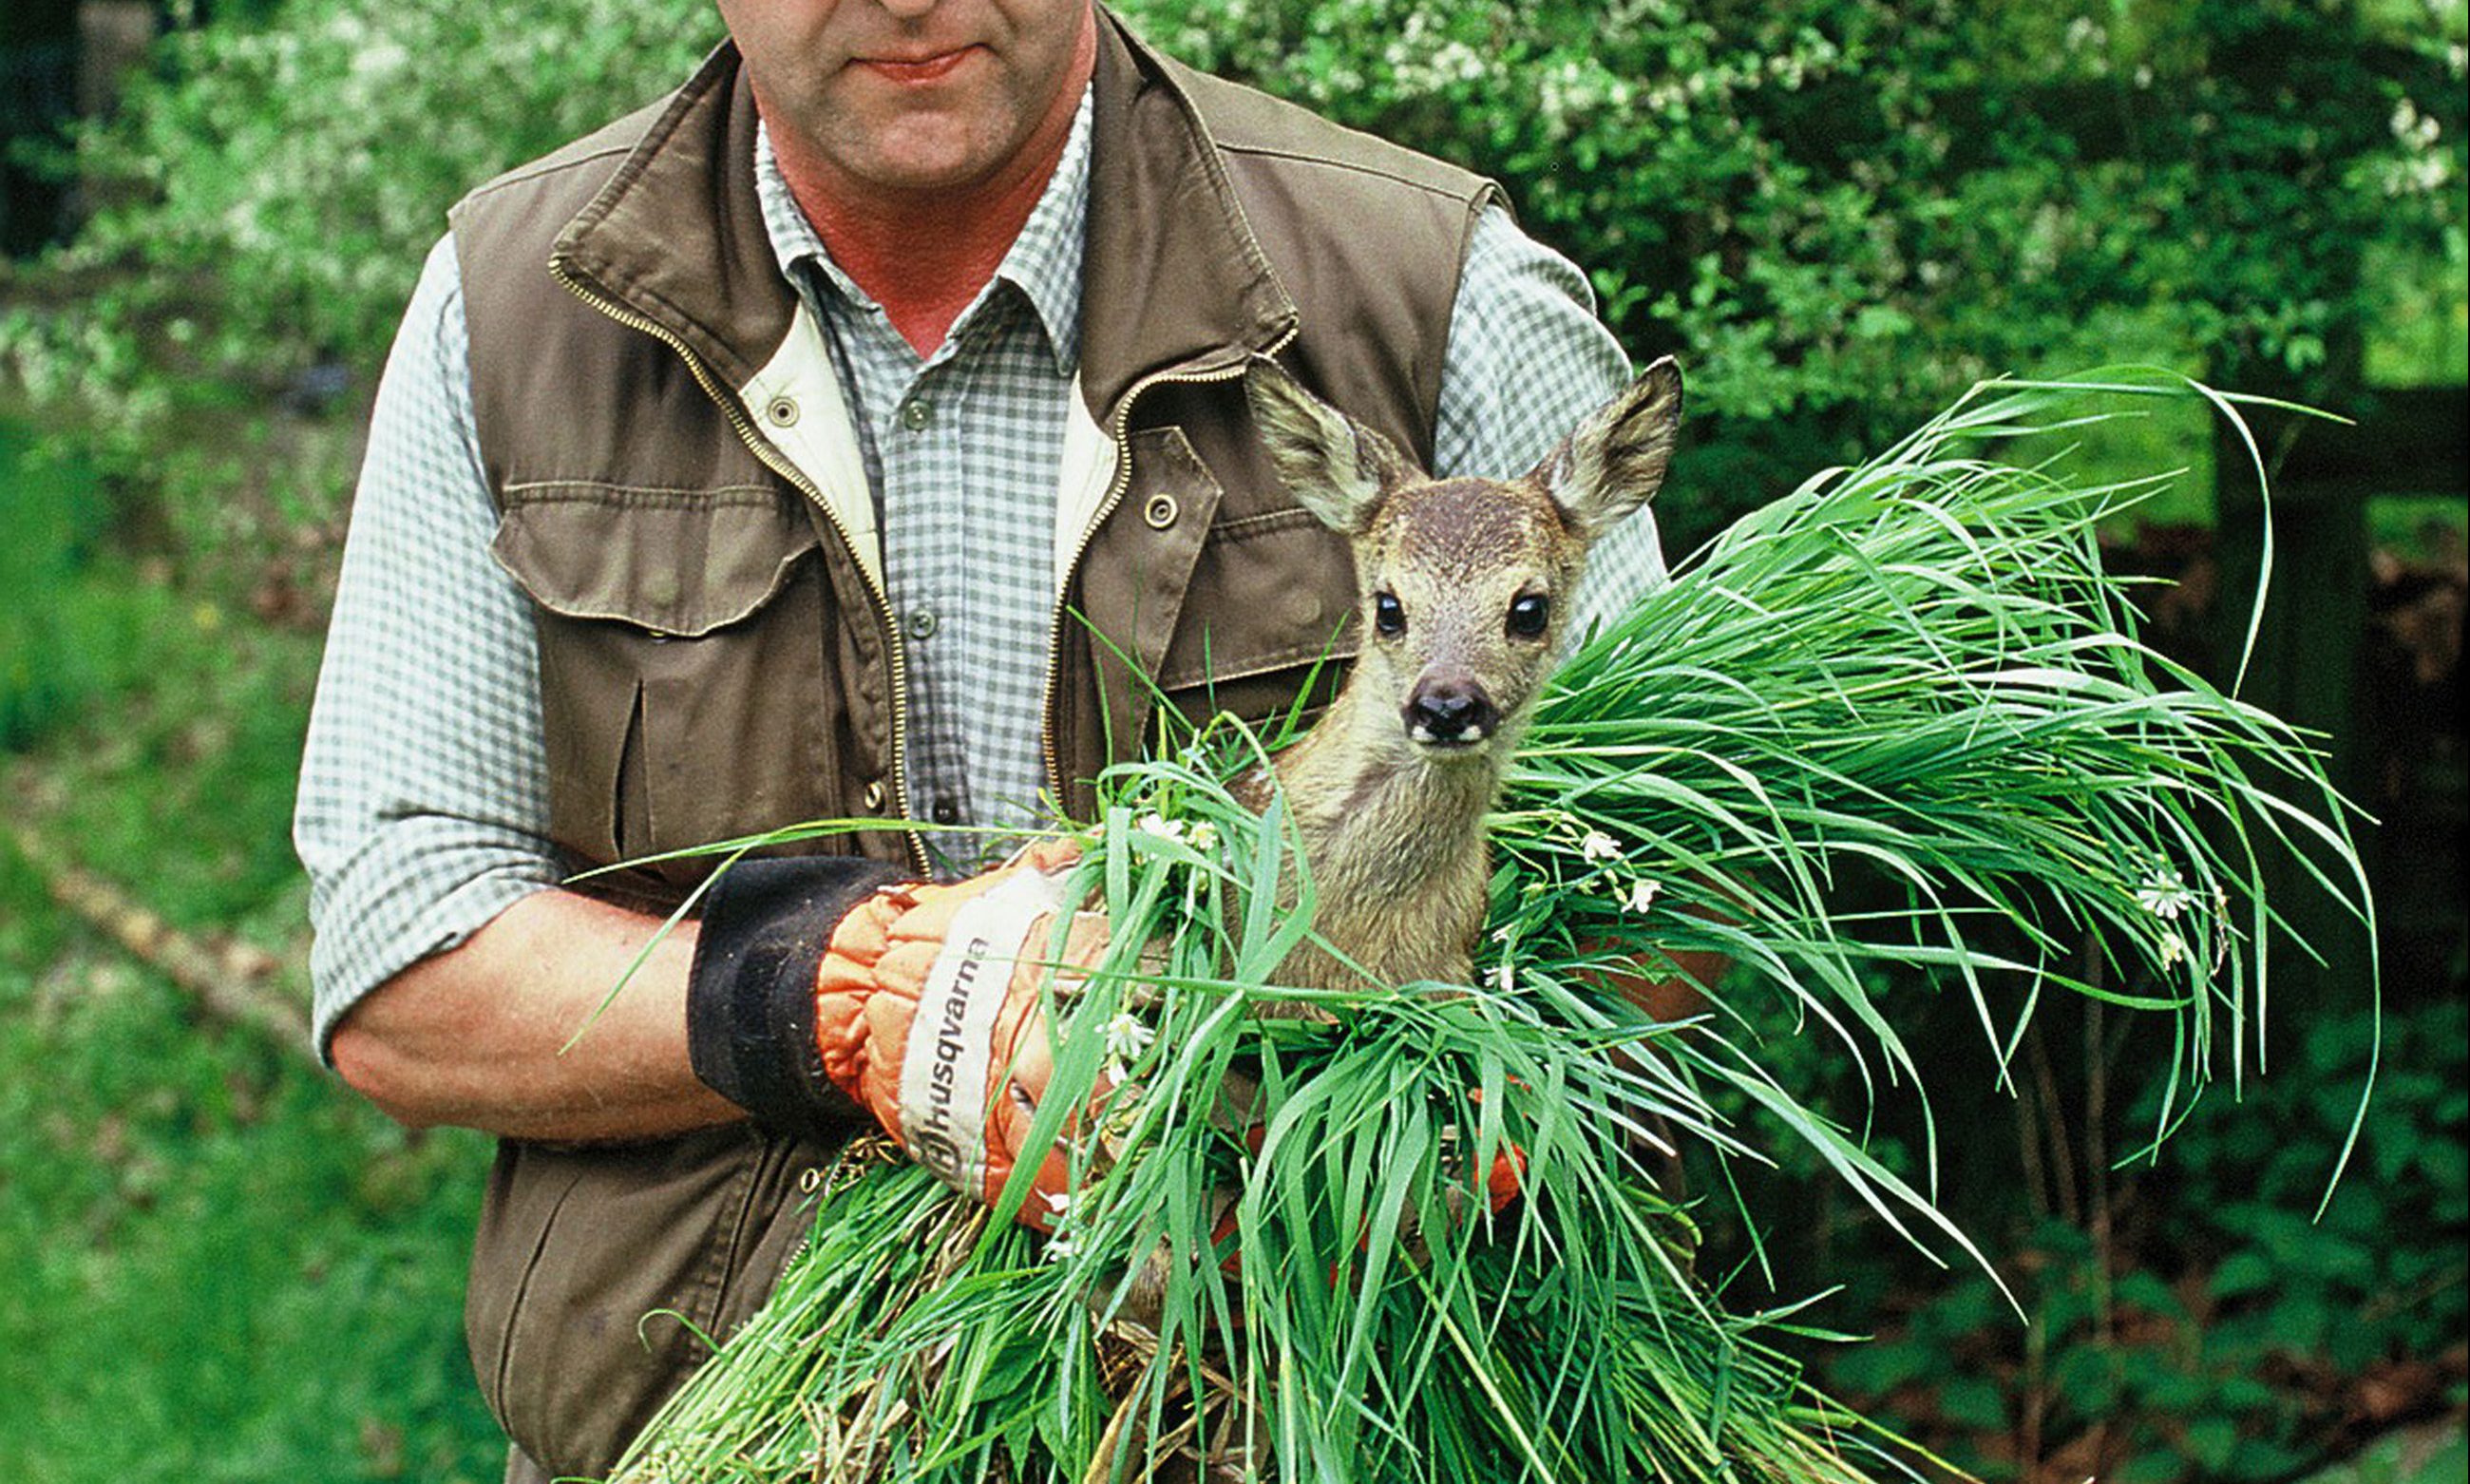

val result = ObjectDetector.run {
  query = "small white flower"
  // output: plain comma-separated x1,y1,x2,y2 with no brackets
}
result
1102,1009,1155,1066
1579,828,1621,864
1133,810,1217,855
1625,878,1662,915
1041,1189,1073,1217
2157,932,2187,969
1494,961,1515,995
1044,1236,1079,1263
2137,867,2196,921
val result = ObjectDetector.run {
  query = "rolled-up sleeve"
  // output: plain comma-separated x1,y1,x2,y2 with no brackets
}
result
1434,205,1668,639
294,234,558,1059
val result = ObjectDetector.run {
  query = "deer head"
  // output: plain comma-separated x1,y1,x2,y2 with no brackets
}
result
1244,355,1684,768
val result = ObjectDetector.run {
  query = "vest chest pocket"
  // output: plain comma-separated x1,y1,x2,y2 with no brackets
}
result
1153,503,1361,738
1150,501,1353,720
490,485,843,886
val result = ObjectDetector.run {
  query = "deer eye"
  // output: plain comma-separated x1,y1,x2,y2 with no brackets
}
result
1507,593,1551,638
1372,591,1406,637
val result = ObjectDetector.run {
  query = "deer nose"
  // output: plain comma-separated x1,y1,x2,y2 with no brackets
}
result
1405,680,1498,746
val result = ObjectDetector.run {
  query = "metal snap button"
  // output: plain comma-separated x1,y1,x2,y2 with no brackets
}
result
863,779,886,811
765,394,799,427
1143,492,1180,530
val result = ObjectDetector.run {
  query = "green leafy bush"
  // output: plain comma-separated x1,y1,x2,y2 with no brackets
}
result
1809,997,2466,1480
8,0,2460,565
1,0,718,571
1116,0,2466,539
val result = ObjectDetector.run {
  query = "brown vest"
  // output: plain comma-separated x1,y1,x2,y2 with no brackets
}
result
447,13,1494,1474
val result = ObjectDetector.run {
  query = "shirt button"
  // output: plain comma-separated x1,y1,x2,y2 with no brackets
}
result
905,606,938,640
764,393,799,428
930,797,962,826
899,397,933,432
1143,492,1180,530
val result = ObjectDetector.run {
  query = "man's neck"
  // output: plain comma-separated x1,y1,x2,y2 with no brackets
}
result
773,96,1084,359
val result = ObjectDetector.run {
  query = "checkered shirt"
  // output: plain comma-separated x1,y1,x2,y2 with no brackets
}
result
294,88,1665,1050
757,98,1094,870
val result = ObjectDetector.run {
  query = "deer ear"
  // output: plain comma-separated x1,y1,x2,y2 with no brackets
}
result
1532,356,1683,542
1244,356,1412,534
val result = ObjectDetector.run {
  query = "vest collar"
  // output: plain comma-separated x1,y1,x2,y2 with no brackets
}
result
1076,8,1300,419
548,48,787,395
547,10,1298,425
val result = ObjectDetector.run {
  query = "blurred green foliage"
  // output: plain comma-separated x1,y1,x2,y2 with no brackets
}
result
0,922,502,1481
0,423,104,747
1,0,725,573
1804,999,2467,1477
1117,0,2466,543
0,435,500,1479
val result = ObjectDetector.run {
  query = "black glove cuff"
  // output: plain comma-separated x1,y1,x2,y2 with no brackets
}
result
686,855,908,1134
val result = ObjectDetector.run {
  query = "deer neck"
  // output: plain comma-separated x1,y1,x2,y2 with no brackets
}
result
1272,688,1509,919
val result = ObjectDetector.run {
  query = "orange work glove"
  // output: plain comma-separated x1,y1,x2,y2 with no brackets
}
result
685,839,1109,1229
809,838,1107,1226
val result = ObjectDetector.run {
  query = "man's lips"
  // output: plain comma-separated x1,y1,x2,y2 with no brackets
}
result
855,47,978,85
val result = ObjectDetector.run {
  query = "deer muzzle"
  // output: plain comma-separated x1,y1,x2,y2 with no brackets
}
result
1404,678,1499,749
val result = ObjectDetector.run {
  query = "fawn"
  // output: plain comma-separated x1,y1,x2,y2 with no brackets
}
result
1234,354,1683,994
1086,363,1685,1468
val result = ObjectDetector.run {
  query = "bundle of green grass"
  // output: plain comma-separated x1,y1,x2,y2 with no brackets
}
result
608,374,2366,1484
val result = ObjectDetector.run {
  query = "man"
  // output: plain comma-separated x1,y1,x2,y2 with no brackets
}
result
295,1,1667,1476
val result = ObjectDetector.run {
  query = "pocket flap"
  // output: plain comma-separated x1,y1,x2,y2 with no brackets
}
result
1155,504,1359,691
492,485,820,637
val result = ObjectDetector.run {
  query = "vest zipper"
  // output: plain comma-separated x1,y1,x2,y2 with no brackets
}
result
550,262,930,876
1040,329,1299,806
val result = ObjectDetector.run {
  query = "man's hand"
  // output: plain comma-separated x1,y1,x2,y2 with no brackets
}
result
333,838,1112,1208
806,839,1106,1226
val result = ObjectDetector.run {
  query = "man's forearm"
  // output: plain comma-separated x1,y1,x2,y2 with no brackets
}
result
329,888,742,1143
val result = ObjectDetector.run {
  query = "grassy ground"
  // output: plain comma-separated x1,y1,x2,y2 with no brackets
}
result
0,425,503,1481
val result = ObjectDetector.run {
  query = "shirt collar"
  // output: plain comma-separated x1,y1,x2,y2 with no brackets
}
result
752,86,1092,375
